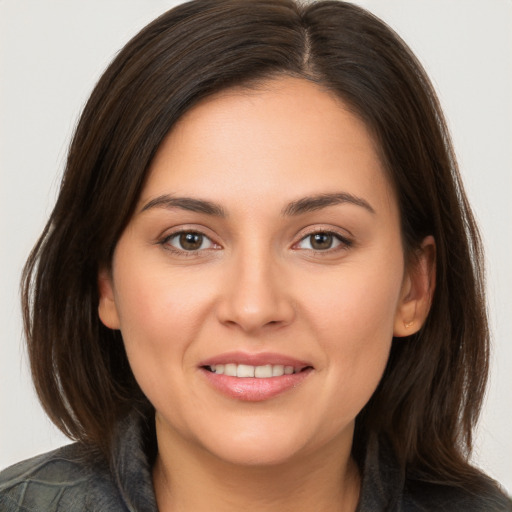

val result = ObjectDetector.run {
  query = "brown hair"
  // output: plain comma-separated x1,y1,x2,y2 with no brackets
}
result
23,0,489,489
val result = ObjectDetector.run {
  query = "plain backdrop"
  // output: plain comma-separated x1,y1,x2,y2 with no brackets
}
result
1,0,511,494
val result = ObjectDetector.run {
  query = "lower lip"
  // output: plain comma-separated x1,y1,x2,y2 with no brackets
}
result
200,368,313,401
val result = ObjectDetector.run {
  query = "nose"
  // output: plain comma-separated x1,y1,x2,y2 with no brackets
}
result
216,245,296,334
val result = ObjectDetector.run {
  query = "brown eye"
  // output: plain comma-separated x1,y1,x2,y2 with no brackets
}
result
164,231,215,252
295,231,350,252
179,232,204,250
310,233,334,250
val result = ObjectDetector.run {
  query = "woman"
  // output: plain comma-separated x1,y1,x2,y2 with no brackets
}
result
1,0,510,510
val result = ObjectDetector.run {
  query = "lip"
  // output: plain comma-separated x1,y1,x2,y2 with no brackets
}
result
199,351,312,369
199,351,314,402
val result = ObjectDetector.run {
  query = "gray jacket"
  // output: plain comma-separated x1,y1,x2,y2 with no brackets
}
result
1,413,510,511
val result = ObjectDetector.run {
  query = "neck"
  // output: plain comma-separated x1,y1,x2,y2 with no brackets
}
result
152,416,361,512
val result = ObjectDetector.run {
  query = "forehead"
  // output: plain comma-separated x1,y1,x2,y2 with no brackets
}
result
142,77,396,218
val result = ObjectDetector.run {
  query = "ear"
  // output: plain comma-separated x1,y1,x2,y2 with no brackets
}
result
393,236,436,337
98,267,121,330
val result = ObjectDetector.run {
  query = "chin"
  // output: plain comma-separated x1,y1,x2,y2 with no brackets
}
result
193,414,344,468
203,434,310,467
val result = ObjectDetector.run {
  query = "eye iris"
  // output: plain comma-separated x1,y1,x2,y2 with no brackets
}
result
311,233,333,250
179,232,203,250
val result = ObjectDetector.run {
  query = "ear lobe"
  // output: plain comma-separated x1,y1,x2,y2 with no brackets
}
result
98,267,120,330
393,236,436,337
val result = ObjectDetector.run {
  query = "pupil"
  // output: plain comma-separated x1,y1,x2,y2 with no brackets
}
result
311,233,332,250
180,232,202,250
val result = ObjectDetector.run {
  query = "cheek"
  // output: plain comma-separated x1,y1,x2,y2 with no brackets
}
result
304,256,402,340
298,257,403,414
111,254,224,396
113,255,210,341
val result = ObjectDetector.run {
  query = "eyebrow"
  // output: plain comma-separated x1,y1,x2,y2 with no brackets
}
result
140,195,226,217
281,192,375,216
140,191,375,218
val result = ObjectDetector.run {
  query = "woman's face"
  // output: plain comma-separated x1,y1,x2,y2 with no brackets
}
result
99,77,423,466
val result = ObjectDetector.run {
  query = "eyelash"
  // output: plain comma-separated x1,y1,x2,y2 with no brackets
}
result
158,229,353,256
293,229,353,254
159,230,219,256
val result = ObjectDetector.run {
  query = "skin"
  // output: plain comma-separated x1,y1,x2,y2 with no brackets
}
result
99,77,435,512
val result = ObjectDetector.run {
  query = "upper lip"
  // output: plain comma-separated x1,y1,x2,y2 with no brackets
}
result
199,351,313,369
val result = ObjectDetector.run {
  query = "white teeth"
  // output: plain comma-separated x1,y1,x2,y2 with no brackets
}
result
209,363,303,378
272,365,284,376
237,364,255,378
224,363,237,377
254,365,272,378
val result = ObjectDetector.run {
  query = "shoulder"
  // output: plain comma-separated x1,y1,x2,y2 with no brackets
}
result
402,476,512,512
357,433,512,512
0,443,125,512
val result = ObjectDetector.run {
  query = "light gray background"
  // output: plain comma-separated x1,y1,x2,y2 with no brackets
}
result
1,0,511,494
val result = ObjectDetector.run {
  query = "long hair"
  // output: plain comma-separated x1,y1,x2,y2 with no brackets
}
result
22,0,489,489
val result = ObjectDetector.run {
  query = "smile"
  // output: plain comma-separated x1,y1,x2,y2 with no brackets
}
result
199,353,314,401
205,364,305,378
